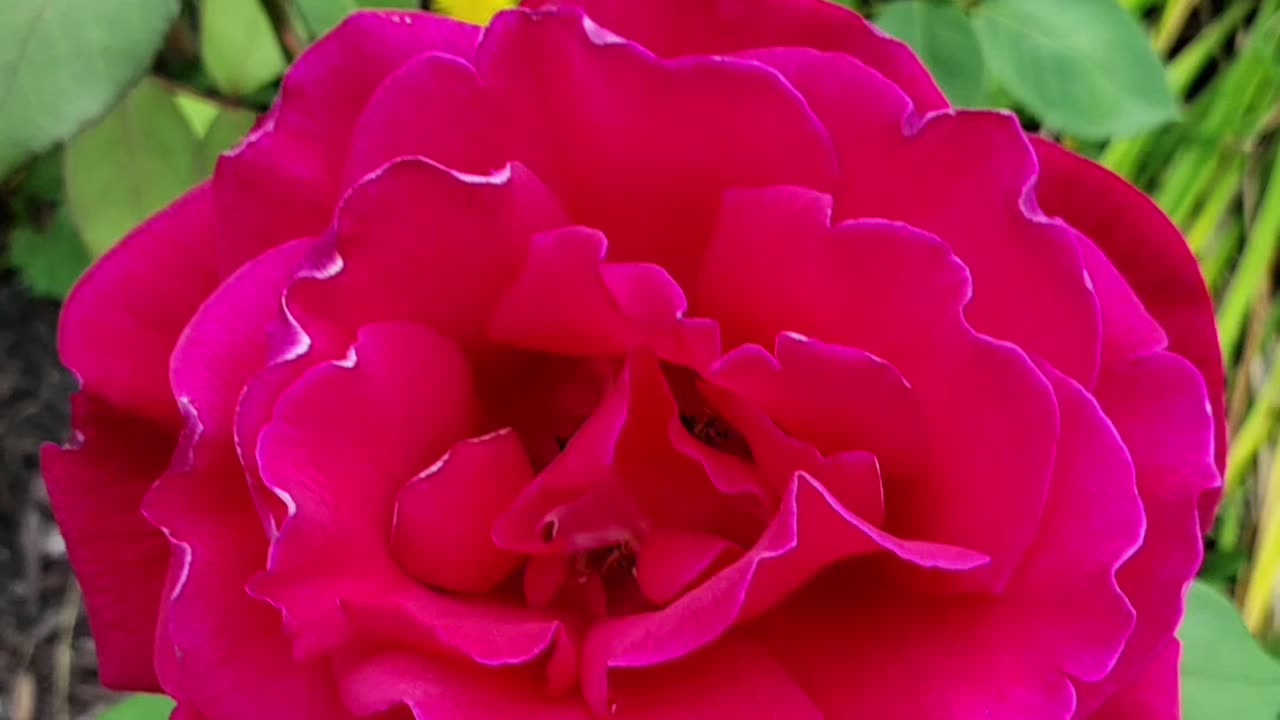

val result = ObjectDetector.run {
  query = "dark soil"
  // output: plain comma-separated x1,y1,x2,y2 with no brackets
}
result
0,271,119,720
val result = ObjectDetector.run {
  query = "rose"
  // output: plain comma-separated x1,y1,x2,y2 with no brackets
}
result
44,0,1224,717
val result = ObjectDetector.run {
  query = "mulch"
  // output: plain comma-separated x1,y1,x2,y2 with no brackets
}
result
0,270,120,720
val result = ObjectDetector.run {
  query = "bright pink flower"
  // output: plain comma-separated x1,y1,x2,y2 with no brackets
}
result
45,1,1223,718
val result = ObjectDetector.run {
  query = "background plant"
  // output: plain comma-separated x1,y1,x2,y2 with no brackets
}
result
1,0,1278,717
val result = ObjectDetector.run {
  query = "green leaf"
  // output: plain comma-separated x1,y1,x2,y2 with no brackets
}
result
174,90,222,137
64,77,204,258
1180,581,1280,720
14,149,65,204
295,0,419,40
971,0,1179,139
296,0,358,38
168,88,259,171
875,1,988,108
0,0,180,177
98,694,177,720
7,209,90,300
200,0,288,97
199,106,259,172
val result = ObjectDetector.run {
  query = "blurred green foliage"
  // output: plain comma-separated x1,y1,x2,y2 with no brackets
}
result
97,695,176,720
3,0,1280,718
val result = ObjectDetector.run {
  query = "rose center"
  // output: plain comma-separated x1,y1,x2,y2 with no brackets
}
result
531,532,649,618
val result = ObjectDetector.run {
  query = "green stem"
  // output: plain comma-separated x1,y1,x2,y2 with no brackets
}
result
1245,440,1280,632
1187,156,1245,255
1219,149,1280,364
1203,219,1243,294
1169,0,1256,96
1099,136,1153,181
1155,0,1201,55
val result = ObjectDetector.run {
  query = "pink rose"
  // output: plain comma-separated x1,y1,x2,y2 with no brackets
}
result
45,1,1224,718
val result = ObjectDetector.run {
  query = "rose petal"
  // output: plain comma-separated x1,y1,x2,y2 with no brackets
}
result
609,635,822,719
165,238,317,535
343,51,505,184
253,322,479,656
696,185,1057,589
635,528,741,606
170,238,314,442
336,650,592,720
1075,352,1218,712
143,412,346,720
488,226,719,369
170,706,208,720
1032,137,1226,484
233,358,314,537
493,354,770,555
1003,364,1144,683
756,579,1077,720
289,158,567,352
214,11,481,271
392,429,532,594
523,0,948,112
753,49,1102,385
41,398,173,691
1086,641,1180,720
235,159,564,536
1077,235,1169,368
60,184,219,422
695,381,865,508
343,589,574,691
710,332,923,489
478,6,838,286
142,242,355,717
579,472,987,713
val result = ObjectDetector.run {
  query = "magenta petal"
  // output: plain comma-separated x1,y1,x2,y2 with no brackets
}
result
697,185,1056,589
254,322,479,655
711,332,923,487
1003,364,1144,683
579,472,986,713
60,184,219,423
232,357,315,538
491,355,637,554
494,354,769,554
754,49,1102,384
1077,235,1169,368
343,51,506,184
1076,352,1218,712
143,420,350,719
609,636,822,719
1032,137,1226,481
635,528,741,606
342,590,573,682
337,650,592,719
488,226,719,368
172,237,315,450
856,115,1102,384
176,238,323,540
696,186,969,364
392,429,532,594
41,399,173,691
214,11,481,272
525,555,571,609
756,586,1077,719
478,6,838,286
526,0,947,111
1086,641,1180,720
290,158,567,351
138,239,354,717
